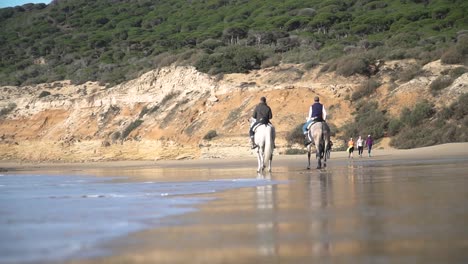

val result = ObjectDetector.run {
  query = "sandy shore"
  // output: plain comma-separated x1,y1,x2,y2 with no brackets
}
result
3,143,468,264
2,142,468,173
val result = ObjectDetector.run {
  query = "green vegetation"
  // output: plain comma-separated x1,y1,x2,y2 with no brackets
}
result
0,0,467,86
121,119,143,139
38,90,51,98
341,101,388,140
390,94,468,148
0,102,16,117
286,123,305,146
284,148,307,155
203,130,218,140
429,75,453,95
351,78,380,101
340,94,468,148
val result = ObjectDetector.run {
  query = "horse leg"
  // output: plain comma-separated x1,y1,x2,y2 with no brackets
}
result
307,149,311,170
257,149,263,172
323,143,328,167
267,158,271,172
323,148,327,168
316,150,322,169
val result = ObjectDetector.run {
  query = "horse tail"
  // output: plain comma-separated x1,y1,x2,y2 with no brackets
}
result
264,125,273,163
322,122,330,159
318,122,325,158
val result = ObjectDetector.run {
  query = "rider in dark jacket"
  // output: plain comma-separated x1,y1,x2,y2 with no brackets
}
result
249,97,272,149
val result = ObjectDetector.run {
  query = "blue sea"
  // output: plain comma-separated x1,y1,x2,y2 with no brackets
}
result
0,174,277,263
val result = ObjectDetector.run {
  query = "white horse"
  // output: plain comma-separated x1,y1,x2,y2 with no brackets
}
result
254,124,274,172
306,122,330,169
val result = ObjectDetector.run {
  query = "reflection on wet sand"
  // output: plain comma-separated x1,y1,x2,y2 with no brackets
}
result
60,154,468,263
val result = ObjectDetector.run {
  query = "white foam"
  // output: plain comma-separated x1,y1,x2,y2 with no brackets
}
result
82,194,105,198
107,193,126,198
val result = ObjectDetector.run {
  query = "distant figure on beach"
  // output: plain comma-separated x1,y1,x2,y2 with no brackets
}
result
347,137,355,158
249,96,273,149
302,96,327,146
366,135,374,157
357,136,364,157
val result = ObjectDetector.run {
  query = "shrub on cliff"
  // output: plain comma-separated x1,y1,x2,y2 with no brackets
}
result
195,46,264,74
351,78,381,101
429,75,453,96
286,123,305,146
390,94,468,148
441,47,464,65
400,100,435,127
0,103,16,117
341,101,388,140
38,91,51,98
203,130,218,140
121,119,143,140
336,55,371,77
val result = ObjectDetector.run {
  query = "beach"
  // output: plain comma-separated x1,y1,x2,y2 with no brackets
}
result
1,143,468,264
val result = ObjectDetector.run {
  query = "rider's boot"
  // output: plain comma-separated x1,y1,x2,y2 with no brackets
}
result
304,134,311,146
250,137,257,149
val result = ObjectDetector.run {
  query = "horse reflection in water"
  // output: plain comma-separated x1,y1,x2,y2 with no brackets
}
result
256,172,277,256
254,171,334,258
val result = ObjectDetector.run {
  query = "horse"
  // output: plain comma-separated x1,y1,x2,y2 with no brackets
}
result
254,124,274,172
306,122,331,169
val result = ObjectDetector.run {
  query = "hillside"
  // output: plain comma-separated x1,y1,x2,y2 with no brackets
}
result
0,0,467,86
0,59,467,162
0,0,467,161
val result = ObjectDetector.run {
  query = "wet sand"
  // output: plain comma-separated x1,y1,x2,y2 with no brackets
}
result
2,143,468,264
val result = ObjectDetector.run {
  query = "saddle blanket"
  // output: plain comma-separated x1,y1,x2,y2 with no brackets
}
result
307,121,319,130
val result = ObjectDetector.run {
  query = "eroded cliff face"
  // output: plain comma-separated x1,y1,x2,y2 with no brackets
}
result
0,61,466,162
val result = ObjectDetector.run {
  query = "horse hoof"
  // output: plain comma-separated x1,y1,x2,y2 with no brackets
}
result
306,167,310,170
316,166,321,169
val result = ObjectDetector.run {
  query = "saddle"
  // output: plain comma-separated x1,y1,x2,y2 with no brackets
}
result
252,122,273,133
307,121,328,142
306,120,318,130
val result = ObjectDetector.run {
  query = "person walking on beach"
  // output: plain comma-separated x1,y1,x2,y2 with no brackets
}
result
347,137,355,158
249,96,273,149
366,135,374,157
357,136,364,157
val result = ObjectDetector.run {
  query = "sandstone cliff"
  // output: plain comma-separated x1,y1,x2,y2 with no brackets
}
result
0,60,466,162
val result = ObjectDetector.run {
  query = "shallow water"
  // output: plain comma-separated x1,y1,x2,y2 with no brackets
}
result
2,155,468,264
0,173,281,263
86,157,468,264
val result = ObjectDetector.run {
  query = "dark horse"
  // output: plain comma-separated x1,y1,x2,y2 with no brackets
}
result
306,122,331,169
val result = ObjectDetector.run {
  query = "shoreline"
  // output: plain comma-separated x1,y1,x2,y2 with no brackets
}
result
3,142,468,264
1,142,468,173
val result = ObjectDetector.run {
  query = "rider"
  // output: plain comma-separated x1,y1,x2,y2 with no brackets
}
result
302,96,327,146
249,96,272,149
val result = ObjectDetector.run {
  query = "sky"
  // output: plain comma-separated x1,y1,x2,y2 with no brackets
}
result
0,0,52,8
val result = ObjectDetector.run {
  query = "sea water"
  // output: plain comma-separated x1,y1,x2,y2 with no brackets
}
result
0,174,278,264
